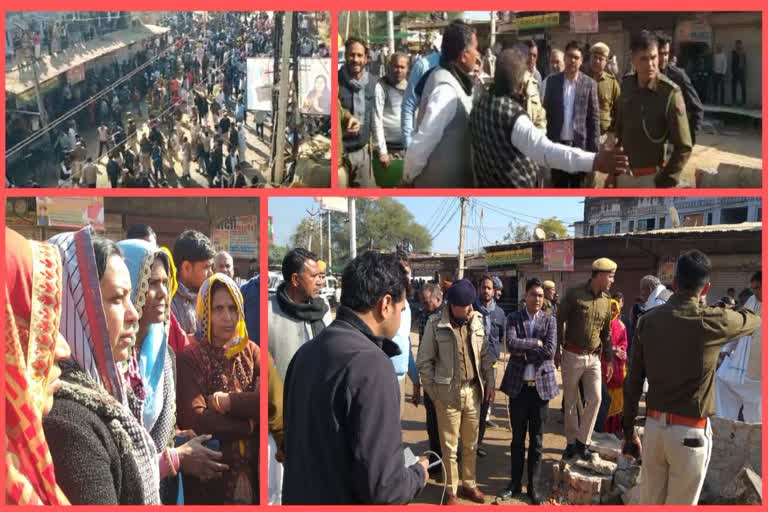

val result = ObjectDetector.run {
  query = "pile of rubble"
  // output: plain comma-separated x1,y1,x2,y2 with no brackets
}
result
548,417,763,505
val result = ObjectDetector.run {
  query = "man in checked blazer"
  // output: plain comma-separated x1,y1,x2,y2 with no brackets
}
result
498,278,558,505
543,40,600,188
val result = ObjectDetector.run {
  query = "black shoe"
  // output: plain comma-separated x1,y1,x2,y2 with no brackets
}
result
528,489,542,505
485,419,499,428
574,441,594,460
476,447,487,457
562,443,577,460
497,483,522,500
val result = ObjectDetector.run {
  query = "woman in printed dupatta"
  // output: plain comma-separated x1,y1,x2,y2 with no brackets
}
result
117,238,228,504
42,227,161,504
177,273,260,504
5,229,70,505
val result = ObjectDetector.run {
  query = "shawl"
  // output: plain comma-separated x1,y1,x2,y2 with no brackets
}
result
5,229,69,505
196,273,249,359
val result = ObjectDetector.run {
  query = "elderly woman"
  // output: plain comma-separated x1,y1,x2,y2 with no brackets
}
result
602,294,628,434
5,229,71,505
177,273,260,504
117,239,227,503
43,227,160,504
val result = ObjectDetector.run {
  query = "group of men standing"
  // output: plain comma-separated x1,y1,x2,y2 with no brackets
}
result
264,245,761,506
338,21,713,189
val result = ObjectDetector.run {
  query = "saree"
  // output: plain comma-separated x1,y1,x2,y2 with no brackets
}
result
5,229,69,505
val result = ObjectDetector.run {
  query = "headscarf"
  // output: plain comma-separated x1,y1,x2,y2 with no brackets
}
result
195,273,249,359
116,239,172,435
48,227,161,504
48,227,127,405
610,299,621,321
5,229,69,505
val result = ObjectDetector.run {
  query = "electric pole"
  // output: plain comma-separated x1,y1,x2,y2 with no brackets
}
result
387,11,395,54
349,198,357,259
345,11,350,39
273,11,294,183
457,197,468,279
327,210,332,270
490,12,496,49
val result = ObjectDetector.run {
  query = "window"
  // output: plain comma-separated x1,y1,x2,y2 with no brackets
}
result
597,223,613,235
628,220,635,232
615,221,621,233
659,217,666,229
707,212,713,225
589,225,595,236
721,207,748,224
637,218,656,232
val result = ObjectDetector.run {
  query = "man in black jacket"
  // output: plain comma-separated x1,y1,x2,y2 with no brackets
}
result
283,251,429,504
657,33,704,146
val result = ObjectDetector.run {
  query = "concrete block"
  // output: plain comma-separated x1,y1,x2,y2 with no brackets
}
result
716,467,762,505
575,455,618,476
701,417,762,503
590,432,622,462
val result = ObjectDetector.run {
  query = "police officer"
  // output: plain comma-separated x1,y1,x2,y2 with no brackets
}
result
588,42,621,145
542,280,558,317
556,258,616,461
417,279,494,505
657,32,704,146
524,69,547,131
615,30,692,188
623,250,760,504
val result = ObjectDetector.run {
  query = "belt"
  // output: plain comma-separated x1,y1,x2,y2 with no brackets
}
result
563,343,600,356
630,167,658,177
647,409,707,429
524,381,537,387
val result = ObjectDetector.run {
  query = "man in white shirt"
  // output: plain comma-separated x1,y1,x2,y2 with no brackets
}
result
403,20,480,188
469,44,627,188
374,53,409,169
712,45,727,105
97,123,111,158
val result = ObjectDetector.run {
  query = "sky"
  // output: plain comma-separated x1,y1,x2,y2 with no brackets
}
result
269,196,585,254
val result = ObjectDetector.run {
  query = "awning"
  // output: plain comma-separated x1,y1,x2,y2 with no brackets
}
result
6,23,170,96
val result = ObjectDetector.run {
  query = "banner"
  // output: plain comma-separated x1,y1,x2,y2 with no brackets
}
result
315,197,347,213
570,12,599,33
486,247,533,266
36,197,104,230
212,215,259,258
657,255,677,285
543,240,574,271
246,58,274,112
298,57,331,116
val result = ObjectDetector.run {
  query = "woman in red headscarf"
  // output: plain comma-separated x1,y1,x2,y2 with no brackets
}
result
602,293,629,434
5,228,71,504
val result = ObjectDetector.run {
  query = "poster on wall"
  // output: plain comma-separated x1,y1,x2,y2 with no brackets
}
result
35,197,104,230
543,240,574,271
212,215,259,258
570,12,599,33
298,57,331,116
246,57,274,112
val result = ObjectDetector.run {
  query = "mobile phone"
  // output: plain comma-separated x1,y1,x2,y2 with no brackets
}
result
683,437,704,448
174,435,189,447
205,439,221,451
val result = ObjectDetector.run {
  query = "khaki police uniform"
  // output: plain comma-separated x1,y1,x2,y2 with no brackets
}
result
417,306,494,495
624,294,760,504
557,258,615,447
524,70,547,131
615,73,692,188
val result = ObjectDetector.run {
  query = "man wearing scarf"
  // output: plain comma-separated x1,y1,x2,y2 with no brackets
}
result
268,248,331,381
469,44,629,188
374,53,409,170
404,20,479,188
474,275,506,457
338,37,377,188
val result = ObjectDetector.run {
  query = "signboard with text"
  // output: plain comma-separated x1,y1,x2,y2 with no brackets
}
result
570,12,599,33
543,240,574,271
486,248,533,266
35,197,104,230
212,215,259,258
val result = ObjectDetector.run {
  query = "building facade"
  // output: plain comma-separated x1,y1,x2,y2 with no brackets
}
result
575,196,762,237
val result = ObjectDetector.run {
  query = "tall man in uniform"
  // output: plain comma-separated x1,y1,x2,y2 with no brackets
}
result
657,33,704,146
615,31,692,188
556,258,616,460
474,275,507,456
623,250,761,504
587,42,620,149
417,279,494,505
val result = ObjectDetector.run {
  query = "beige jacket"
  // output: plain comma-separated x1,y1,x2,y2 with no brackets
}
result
417,305,494,406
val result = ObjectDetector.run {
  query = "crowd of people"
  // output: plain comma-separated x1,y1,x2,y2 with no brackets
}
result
266,246,761,505
338,20,734,189
6,223,267,505
7,12,330,188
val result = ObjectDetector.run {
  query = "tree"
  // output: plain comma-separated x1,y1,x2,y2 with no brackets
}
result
504,223,531,242
536,217,568,239
268,241,288,266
